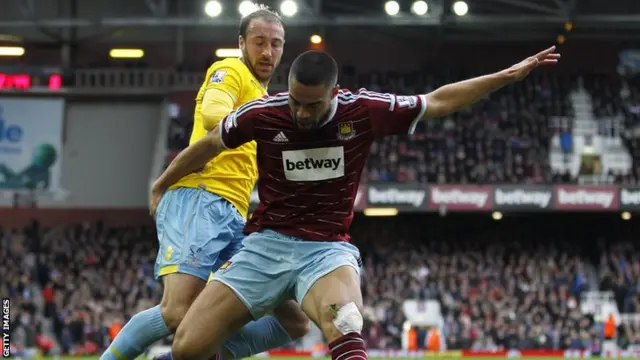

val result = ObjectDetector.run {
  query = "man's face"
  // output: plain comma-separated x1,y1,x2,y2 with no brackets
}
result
288,78,338,130
239,18,285,83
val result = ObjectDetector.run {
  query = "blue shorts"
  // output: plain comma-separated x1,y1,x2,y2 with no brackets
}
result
212,229,361,319
154,187,245,281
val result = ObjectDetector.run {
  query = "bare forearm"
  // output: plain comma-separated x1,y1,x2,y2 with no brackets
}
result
154,133,223,190
424,71,512,118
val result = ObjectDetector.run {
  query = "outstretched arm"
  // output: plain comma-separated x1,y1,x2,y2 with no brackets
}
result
422,46,560,120
366,46,560,138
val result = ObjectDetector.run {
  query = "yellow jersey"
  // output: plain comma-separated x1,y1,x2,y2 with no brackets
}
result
171,58,267,218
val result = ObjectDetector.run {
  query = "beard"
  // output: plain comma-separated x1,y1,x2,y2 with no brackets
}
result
242,48,276,83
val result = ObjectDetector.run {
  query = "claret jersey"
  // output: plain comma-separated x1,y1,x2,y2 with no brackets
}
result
219,89,428,242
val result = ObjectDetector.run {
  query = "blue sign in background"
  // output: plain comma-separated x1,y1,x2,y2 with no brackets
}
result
0,98,64,191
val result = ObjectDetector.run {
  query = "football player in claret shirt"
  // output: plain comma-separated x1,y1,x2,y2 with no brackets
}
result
104,7,310,360
151,47,560,360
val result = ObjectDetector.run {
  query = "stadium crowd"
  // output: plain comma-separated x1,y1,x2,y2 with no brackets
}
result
4,214,640,355
356,214,640,352
581,72,640,183
2,222,162,355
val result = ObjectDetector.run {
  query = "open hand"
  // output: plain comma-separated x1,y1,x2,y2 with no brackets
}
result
503,46,561,81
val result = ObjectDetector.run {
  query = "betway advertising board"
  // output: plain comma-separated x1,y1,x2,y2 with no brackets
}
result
248,184,640,212
366,184,427,210
493,186,553,211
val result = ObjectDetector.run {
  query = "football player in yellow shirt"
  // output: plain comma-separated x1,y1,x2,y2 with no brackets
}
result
101,8,309,360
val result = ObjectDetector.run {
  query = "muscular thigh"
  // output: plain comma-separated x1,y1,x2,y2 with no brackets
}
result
174,280,253,359
161,273,206,309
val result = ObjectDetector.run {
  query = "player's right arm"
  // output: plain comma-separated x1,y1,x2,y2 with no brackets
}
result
153,130,227,193
151,102,257,195
200,66,243,131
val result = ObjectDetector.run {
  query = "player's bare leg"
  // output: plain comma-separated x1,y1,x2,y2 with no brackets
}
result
172,281,253,360
301,266,366,360
272,300,311,340
161,273,206,330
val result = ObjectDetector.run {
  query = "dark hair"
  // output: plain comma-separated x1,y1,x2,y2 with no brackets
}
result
289,51,339,87
238,6,283,38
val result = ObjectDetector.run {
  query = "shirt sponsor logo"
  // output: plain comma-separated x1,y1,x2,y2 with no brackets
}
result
494,188,552,208
368,187,426,207
282,146,344,181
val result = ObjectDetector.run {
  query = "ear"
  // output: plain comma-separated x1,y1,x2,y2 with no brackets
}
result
238,35,245,50
330,84,340,98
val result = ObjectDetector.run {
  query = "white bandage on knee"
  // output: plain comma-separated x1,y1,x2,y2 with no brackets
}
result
332,302,363,335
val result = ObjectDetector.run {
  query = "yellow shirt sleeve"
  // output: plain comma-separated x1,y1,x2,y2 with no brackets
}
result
204,65,243,102
201,89,235,131
200,65,244,131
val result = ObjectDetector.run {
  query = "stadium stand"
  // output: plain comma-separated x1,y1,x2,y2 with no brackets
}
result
4,214,640,356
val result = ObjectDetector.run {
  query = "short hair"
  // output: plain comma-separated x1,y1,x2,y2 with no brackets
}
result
289,51,339,87
238,5,283,38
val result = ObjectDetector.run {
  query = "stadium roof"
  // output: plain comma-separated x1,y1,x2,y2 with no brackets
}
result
1,0,638,42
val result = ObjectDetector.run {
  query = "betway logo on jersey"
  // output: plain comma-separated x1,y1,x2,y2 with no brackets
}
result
494,187,552,209
620,188,640,208
367,186,426,208
282,146,344,181
554,186,619,210
428,186,492,210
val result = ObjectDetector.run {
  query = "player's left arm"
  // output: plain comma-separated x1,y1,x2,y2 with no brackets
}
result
422,46,560,120
368,47,559,137
151,104,257,193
